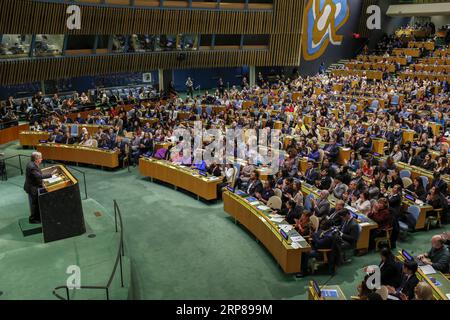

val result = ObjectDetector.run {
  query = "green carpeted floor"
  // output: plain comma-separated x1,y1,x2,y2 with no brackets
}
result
1,141,449,300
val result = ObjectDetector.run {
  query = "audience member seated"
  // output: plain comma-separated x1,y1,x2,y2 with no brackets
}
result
417,235,450,273
386,260,419,301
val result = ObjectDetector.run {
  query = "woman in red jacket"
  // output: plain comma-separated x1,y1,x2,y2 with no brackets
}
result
368,198,392,250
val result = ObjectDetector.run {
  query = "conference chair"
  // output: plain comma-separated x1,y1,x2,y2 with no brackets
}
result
419,176,429,190
400,205,421,235
267,196,282,211
304,194,315,212
399,170,411,179
310,215,320,233
374,226,393,251
402,177,413,189
426,208,443,230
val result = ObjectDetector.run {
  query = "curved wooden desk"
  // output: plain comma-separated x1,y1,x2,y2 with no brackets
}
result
139,158,222,201
0,123,30,145
396,252,450,300
19,131,51,147
223,190,311,273
37,144,120,168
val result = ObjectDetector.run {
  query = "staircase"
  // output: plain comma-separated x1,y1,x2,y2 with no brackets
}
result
326,59,349,74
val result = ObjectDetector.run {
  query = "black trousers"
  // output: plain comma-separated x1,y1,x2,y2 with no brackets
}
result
28,194,41,221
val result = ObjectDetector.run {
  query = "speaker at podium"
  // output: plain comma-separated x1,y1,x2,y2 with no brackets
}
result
20,165,86,243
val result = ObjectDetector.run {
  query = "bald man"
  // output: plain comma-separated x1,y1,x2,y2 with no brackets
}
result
418,235,450,273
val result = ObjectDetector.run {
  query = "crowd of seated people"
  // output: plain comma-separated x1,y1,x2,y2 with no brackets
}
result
1,25,449,281
0,84,163,124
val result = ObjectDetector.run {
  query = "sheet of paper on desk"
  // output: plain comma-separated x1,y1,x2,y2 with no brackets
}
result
446,294,450,300
419,265,436,275
249,201,260,206
279,224,293,232
257,205,270,211
291,242,301,249
45,176,63,184
270,217,285,223
290,235,306,243
270,213,283,218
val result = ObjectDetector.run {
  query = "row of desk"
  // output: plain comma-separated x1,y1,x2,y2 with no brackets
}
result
139,157,223,201
392,48,421,57
395,29,429,38
37,144,120,168
408,41,435,51
420,57,450,65
223,190,311,274
19,124,112,147
398,72,450,82
346,62,396,73
434,49,450,58
411,64,450,73
0,123,30,145
331,69,383,81
357,55,408,65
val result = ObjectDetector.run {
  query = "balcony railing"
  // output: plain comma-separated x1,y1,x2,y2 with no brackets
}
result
32,0,274,11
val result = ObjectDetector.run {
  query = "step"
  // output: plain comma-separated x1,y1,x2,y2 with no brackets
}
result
18,218,42,237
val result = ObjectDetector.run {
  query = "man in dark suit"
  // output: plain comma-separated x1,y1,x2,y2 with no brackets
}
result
323,138,339,163
328,200,346,226
387,260,419,300
339,209,360,262
246,171,263,197
304,161,319,185
23,152,55,224
339,209,360,247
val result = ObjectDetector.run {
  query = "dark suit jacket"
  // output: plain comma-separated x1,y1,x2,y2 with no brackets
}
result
396,274,419,300
341,218,360,247
247,179,263,196
305,168,319,185
380,260,402,288
23,161,52,196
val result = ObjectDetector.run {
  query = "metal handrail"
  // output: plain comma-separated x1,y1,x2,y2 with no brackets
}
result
52,200,125,300
1,154,30,177
0,154,89,200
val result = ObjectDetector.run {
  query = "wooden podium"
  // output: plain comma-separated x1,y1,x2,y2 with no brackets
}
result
35,165,86,243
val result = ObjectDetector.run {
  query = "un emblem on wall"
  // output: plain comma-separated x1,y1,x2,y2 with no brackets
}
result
302,0,350,61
